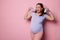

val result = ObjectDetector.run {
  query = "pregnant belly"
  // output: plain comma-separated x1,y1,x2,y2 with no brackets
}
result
30,24,43,33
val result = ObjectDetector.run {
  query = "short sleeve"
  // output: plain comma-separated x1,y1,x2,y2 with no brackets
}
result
30,11,34,16
44,14,48,18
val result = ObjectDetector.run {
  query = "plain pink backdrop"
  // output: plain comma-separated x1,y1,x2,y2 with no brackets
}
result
0,0,60,40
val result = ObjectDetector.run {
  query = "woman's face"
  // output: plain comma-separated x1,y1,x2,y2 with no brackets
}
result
35,5,43,13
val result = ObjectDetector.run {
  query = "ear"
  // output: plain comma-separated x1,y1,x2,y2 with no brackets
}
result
41,8,43,10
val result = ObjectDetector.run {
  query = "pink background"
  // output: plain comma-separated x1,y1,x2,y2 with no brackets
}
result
0,0,60,40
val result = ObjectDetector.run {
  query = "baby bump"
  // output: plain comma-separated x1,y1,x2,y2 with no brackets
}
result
30,24,43,33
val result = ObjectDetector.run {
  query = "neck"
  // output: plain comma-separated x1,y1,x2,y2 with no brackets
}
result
36,12,42,16
37,12,41,14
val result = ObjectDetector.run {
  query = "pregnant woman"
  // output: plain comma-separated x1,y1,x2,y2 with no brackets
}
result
24,3,54,40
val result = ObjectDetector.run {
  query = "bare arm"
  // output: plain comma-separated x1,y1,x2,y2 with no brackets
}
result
24,7,32,20
45,9,55,21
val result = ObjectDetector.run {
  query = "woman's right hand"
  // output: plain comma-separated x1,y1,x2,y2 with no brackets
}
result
24,7,33,20
28,7,33,11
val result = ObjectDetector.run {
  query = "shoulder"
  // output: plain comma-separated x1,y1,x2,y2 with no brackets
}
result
44,14,48,17
30,11,35,16
43,14,48,18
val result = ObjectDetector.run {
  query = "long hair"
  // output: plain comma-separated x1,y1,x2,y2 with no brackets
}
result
35,3,46,16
